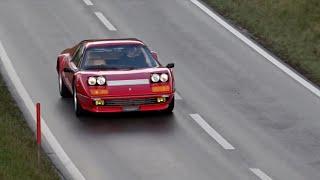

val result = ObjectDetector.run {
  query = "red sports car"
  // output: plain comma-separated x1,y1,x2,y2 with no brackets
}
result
56,38,175,116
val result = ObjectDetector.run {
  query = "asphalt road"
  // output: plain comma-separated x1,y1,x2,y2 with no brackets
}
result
1,0,320,179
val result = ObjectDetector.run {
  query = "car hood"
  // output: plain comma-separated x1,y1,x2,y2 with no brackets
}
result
78,67,172,97
82,67,167,79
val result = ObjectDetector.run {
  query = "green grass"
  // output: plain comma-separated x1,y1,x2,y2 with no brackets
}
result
0,76,59,180
202,0,320,85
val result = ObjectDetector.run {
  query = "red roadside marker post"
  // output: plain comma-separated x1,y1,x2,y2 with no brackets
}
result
36,103,41,165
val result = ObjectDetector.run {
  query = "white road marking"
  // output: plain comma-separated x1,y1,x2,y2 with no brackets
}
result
94,12,117,31
190,114,235,150
250,168,273,180
82,0,93,6
0,41,86,180
107,79,149,86
175,92,182,100
190,0,320,98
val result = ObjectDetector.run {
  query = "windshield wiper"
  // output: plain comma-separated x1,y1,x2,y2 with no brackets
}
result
85,66,120,70
104,67,121,70
109,66,136,70
84,66,137,71
123,67,136,70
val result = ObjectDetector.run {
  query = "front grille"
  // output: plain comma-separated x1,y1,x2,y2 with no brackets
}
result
104,97,159,106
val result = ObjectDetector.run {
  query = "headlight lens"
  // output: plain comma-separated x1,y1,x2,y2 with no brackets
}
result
151,74,160,83
96,76,106,85
88,77,97,86
160,73,169,82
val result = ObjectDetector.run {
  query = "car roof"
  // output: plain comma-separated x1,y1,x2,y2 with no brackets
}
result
82,38,145,48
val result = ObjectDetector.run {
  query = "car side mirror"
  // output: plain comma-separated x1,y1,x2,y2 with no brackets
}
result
63,67,74,73
151,51,158,60
166,63,174,68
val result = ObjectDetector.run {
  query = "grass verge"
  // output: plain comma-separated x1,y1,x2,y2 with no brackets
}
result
0,76,59,180
202,0,320,86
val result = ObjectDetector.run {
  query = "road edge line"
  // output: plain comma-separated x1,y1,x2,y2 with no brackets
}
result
0,41,86,180
190,0,320,98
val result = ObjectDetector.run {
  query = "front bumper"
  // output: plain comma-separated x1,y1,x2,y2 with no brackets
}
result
77,93,174,113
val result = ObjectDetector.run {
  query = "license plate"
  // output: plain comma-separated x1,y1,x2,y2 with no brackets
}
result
95,100,105,106
123,106,139,112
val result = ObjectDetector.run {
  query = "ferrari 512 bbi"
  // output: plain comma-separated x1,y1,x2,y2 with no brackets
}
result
56,38,175,116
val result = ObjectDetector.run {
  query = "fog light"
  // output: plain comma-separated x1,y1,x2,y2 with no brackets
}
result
95,100,105,106
157,97,166,103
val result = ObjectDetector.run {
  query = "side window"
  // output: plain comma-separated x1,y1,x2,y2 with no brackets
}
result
72,45,84,67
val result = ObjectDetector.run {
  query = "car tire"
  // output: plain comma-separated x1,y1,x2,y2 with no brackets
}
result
59,74,71,98
163,96,174,114
73,84,85,117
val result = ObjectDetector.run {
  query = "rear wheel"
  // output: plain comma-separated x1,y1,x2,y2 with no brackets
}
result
73,84,85,117
58,74,71,98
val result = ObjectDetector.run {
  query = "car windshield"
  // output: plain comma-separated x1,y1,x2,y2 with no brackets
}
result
81,44,159,70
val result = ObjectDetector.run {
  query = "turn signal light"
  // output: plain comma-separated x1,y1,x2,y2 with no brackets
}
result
90,89,109,96
152,85,170,92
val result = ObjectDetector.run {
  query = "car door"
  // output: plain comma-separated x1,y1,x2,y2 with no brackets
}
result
65,44,84,89
61,54,72,91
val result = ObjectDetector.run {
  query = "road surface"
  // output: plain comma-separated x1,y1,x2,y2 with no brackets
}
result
1,0,320,179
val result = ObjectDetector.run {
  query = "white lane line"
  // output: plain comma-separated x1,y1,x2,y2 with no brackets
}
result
94,12,117,31
82,0,93,6
175,92,182,100
190,114,235,150
250,168,273,180
190,0,320,98
0,41,86,180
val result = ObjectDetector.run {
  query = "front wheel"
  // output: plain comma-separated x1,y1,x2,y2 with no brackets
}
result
73,84,85,117
163,97,174,114
59,74,71,98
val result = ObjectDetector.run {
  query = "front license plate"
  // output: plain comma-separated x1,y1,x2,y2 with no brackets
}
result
123,106,139,112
